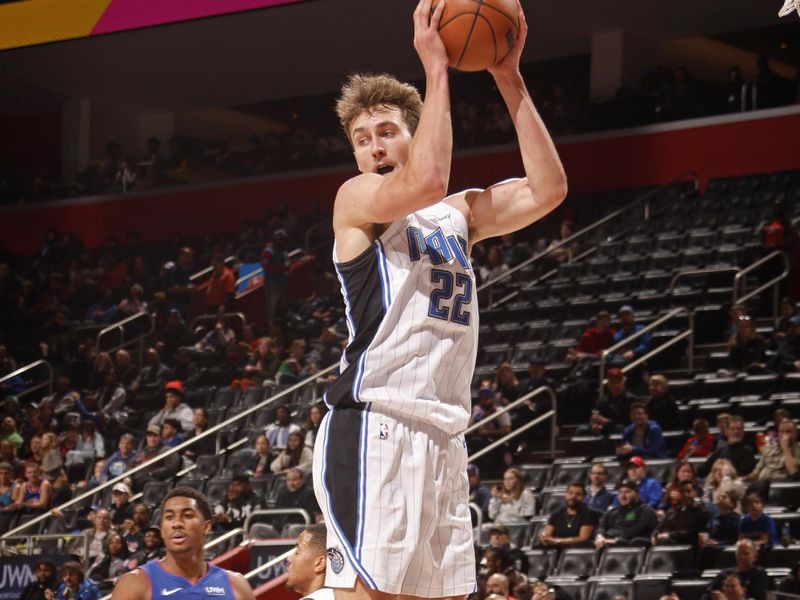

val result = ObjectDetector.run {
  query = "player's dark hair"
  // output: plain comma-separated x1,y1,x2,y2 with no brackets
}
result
160,485,213,521
304,523,327,554
336,73,423,144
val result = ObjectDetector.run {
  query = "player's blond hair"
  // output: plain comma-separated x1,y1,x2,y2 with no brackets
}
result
335,73,423,145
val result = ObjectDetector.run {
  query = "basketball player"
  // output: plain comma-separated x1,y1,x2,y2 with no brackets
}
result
312,0,566,598
111,486,255,600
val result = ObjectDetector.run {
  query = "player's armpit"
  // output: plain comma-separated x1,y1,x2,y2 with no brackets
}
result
229,571,257,600
111,570,150,600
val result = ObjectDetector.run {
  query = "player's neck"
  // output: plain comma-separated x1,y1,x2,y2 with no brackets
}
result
162,553,208,583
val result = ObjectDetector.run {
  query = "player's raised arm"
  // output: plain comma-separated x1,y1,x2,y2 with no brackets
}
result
455,1,567,243
334,0,452,232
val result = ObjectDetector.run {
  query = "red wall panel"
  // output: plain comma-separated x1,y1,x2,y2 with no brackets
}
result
2,109,799,257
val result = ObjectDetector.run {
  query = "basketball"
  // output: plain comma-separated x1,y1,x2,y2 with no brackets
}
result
437,0,519,72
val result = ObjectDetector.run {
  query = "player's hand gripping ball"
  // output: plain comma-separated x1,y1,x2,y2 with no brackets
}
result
436,0,520,71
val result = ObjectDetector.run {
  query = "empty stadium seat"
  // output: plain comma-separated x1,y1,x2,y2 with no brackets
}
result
205,477,232,506
670,579,711,600
768,483,800,511
141,481,171,508
520,464,551,490
193,454,223,479
525,548,558,580
587,577,633,600
556,548,598,579
643,545,695,575
550,462,590,488
633,575,671,600
597,547,646,577
545,579,586,600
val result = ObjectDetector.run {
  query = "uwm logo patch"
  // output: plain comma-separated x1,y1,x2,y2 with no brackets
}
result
204,586,227,596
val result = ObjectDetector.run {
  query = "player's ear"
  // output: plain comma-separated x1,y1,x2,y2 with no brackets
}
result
314,554,326,575
204,518,211,534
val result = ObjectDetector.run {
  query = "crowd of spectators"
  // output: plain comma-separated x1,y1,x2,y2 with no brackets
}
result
3,57,798,206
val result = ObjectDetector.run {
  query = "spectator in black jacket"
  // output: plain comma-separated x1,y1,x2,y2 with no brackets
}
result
109,482,134,526
19,559,58,600
595,479,658,549
701,539,768,600
580,368,634,436
652,480,710,546
728,315,767,373
130,425,181,492
698,416,756,478
771,315,800,372
645,374,682,431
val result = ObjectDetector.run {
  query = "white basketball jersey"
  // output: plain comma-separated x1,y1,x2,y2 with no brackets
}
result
324,201,479,434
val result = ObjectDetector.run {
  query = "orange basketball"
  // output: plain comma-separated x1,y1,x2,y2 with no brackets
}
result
437,0,519,72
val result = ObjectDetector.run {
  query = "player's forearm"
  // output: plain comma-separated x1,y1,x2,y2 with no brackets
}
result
494,72,567,206
402,67,452,202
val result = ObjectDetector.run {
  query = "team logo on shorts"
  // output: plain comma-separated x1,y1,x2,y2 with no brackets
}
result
327,547,345,574
379,422,388,440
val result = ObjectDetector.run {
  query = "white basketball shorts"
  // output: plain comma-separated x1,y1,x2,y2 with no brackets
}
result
312,403,476,597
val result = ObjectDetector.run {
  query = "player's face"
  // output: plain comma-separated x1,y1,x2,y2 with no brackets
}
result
349,106,412,176
161,496,210,555
286,531,321,593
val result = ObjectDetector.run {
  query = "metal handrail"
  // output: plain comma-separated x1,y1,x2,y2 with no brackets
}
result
477,171,698,294
0,363,338,539
733,250,790,317
468,501,483,534
206,527,244,551
469,409,556,462
189,255,237,283
236,267,263,288
190,311,248,334
598,307,692,398
96,311,155,365
0,359,53,400
620,312,694,377
2,532,89,564
243,509,311,535
465,386,558,458
245,548,294,581
670,266,741,291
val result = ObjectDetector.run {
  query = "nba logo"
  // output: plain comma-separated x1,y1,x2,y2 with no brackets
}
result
379,422,389,440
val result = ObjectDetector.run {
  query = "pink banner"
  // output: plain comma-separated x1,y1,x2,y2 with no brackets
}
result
91,0,306,35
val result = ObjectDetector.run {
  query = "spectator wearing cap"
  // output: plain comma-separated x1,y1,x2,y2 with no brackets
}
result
585,463,615,514
261,229,290,326
100,434,136,482
213,474,260,532
160,418,185,448
538,483,598,548
567,310,616,363
0,416,23,450
608,305,650,367
130,424,181,493
109,482,134,526
487,524,511,550
613,457,663,509
616,403,669,461
205,255,236,313
514,356,555,444
772,314,800,372
580,368,634,436
652,479,710,546
466,385,511,459
162,246,196,315
645,374,682,431
468,464,491,520
595,479,658,549
147,381,193,433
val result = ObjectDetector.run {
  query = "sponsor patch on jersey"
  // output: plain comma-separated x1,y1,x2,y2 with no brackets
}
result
327,546,345,574
204,586,227,596
379,422,388,440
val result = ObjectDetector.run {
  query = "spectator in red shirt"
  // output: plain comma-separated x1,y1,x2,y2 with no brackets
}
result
678,418,715,460
205,255,236,313
568,310,616,363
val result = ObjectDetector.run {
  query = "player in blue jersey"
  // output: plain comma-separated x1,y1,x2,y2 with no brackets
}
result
112,486,255,600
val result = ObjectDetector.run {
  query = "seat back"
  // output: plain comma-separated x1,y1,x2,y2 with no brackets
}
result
141,481,171,508
643,545,694,575
597,547,645,577
587,577,633,600
556,548,598,578
525,549,557,580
